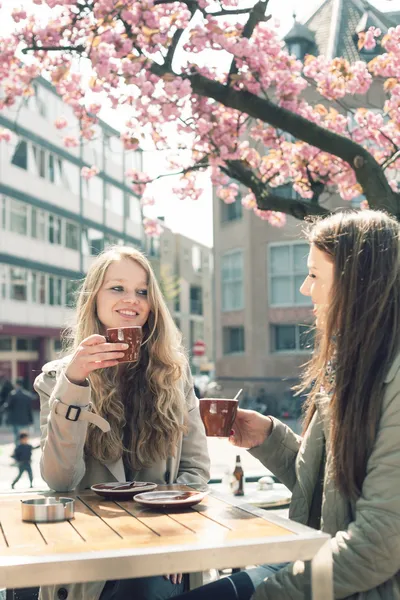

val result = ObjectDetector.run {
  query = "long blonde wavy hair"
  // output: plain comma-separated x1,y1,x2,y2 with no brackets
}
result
64,246,189,470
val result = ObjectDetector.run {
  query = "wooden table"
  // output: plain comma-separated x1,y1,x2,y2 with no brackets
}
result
0,486,332,599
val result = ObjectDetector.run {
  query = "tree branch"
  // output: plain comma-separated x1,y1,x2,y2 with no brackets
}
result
167,69,400,216
228,0,270,82
382,149,400,171
224,159,330,219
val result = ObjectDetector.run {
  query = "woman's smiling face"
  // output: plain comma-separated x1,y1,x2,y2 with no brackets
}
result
96,258,151,330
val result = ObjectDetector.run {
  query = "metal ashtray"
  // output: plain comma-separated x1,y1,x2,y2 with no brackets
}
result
21,497,75,523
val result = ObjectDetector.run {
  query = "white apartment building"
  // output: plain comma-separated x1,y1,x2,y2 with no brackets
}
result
0,78,143,388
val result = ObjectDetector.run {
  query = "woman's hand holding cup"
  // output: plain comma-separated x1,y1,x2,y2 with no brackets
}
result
65,334,129,385
229,409,273,449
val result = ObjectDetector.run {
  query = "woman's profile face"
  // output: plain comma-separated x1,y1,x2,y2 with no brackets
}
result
96,258,151,330
300,244,334,330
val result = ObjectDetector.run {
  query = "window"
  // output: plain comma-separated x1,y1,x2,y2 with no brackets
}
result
10,268,27,301
190,286,203,315
192,246,202,272
269,243,311,306
221,196,242,222
9,199,28,235
11,140,28,170
83,228,104,255
221,250,244,311
31,208,46,240
48,276,63,306
54,339,63,352
33,83,47,118
38,274,46,304
174,293,180,312
0,337,12,351
66,279,80,308
48,153,56,183
16,338,39,351
223,326,245,354
272,324,314,352
65,221,79,250
1,197,6,229
32,145,46,178
49,215,62,245
30,271,37,303
0,264,8,299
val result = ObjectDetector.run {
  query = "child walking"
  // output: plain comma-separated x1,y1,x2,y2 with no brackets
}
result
11,432,39,489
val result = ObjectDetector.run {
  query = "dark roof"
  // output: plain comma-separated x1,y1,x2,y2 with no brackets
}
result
302,0,399,62
284,22,316,44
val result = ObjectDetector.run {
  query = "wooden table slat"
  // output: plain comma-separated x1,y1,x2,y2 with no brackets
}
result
0,500,46,549
162,506,232,535
0,523,8,548
66,498,124,543
116,500,193,537
80,494,159,539
37,519,85,545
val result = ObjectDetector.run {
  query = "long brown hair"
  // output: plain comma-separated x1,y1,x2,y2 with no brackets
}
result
300,210,400,500
64,246,188,470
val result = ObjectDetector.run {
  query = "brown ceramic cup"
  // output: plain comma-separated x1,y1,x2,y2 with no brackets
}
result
199,398,238,437
106,326,142,364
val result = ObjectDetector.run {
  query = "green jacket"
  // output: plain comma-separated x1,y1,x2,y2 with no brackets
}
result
249,353,400,599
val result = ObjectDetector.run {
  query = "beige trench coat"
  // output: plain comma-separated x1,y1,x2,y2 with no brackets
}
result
34,358,210,600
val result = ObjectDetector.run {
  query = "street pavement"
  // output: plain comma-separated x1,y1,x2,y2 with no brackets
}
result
0,412,301,493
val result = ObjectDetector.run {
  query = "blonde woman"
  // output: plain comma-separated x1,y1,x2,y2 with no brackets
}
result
34,246,210,600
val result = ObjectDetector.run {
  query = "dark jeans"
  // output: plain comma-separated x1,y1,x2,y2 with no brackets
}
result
99,575,185,600
172,563,287,600
12,461,33,488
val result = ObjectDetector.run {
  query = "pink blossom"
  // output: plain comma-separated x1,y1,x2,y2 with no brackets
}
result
358,27,381,51
0,3,398,230
140,195,155,207
63,136,79,148
121,132,139,150
0,128,12,142
81,165,99,180
54,117,68,130
143,217,163,237
242,193,257,210
11,8,27,22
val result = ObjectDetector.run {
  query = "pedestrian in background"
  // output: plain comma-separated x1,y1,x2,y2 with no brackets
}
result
11,431,39,489
5,377,33,444
0,371,13,426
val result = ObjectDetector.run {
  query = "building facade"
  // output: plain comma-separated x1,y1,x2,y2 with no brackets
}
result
0,78,143,388
146,226,214,374
213,0,400,413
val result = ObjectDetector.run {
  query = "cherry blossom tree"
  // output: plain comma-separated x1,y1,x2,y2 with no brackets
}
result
1,0,400,232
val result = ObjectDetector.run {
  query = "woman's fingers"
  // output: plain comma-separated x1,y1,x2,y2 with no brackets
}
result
85,342,128,355
80,334,107,346
87,351,126,363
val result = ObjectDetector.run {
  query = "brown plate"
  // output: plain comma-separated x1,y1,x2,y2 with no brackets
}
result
134,490,208,509
91,482,157,500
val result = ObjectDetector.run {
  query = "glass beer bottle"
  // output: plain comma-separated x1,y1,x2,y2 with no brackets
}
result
232,454,245,496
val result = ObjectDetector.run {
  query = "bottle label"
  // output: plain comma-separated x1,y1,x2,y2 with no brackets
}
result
231,479,239,493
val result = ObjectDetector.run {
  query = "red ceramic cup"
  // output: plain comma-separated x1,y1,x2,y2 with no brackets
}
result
106,326,142,363
199,398,238,437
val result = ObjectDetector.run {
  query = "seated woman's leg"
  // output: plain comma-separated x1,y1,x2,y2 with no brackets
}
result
99,575,185,600
172,563,288,600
